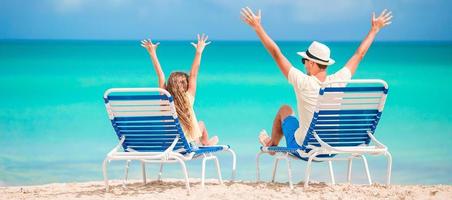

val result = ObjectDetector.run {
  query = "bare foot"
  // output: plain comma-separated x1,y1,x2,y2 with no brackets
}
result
259,129,276,155
205,136,219,146
258,129,271,146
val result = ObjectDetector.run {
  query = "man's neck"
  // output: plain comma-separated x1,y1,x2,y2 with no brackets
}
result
313,70,327,82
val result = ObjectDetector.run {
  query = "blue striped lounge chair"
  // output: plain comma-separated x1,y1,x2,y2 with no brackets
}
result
102,88,237,193
256,79,392,189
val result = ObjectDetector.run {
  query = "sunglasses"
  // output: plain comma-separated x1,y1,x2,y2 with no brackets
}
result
302,58,307,64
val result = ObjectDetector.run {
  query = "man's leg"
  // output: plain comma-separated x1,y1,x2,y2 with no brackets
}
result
268,105,294,146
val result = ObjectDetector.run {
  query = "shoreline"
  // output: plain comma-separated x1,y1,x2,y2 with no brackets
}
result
1,179,450,200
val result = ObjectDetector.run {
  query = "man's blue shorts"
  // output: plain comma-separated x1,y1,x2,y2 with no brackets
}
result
281,115,303,157
282,116,334,160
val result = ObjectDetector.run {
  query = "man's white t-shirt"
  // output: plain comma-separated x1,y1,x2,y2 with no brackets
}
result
288,66,352,145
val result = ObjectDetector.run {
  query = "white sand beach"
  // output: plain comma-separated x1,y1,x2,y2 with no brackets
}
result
1,179,450,200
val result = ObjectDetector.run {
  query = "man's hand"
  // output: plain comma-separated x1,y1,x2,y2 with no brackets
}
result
191,33,211,53
241,7,261,30
141,39,160,55
371,9,393,32
345,9,394,76
240,6,292,78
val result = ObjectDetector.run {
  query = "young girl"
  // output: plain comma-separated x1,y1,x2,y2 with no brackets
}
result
141,34,218,147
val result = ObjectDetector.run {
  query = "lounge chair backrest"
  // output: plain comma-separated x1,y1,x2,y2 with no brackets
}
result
104,88,191,152
304,80,389,147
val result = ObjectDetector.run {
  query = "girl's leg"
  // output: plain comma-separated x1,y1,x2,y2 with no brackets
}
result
199,121,209,144
198,121,218,146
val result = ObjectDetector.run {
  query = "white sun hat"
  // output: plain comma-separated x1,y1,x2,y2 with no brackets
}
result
297,41,335,65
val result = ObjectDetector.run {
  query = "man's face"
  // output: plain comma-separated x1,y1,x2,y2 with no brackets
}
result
303,58,312,75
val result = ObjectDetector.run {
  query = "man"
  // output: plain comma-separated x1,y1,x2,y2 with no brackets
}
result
240,7,393,156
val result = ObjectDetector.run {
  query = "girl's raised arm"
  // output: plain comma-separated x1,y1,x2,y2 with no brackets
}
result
188,34,210,97
142,39,165,89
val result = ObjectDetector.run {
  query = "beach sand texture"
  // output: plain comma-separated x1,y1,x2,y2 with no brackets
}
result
1,179,450,200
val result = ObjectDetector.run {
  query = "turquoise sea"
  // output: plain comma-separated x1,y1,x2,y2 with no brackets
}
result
0,40,451,186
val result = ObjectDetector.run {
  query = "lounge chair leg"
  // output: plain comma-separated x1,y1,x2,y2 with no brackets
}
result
103,158,109,192
328,160,336,185
141,161,147,185
284,155,293,189
360,155,372,185
256,152,263,182
175,157,190,193
304,153,317,189
227,149,237,181
385,151,392,186
123,160,131,187
201,155,207,188
214,157,223,184
158,163,164,181
347,158,353,184
271,157,280,183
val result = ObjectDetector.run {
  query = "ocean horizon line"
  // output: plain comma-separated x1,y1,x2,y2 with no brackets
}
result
1,39,452,44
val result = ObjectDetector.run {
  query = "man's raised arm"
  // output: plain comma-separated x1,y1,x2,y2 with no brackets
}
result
241,7,292,78
345,9,393,76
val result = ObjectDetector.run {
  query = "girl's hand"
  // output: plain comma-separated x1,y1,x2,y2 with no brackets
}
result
241,7,261,30
371,9,393,32
191,33,211,53
141,39,160,54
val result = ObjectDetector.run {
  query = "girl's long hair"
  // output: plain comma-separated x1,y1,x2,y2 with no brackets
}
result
165,72,193,136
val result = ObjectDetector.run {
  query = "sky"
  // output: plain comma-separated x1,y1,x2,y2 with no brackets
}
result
0,0,451,41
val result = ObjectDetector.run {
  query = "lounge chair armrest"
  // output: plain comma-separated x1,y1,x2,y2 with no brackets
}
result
201,145,230,150
107,136,126,156
312,132,334,151
367,131,387,149
161,136,180,159
306,144,320,150
169,151,195,161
